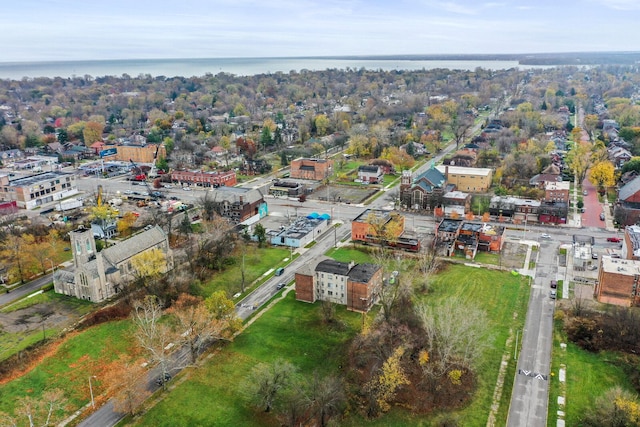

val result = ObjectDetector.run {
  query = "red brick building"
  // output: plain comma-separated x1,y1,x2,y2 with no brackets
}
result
295,257,382,312
595,256,640,306
170,170,237,187
290,158,333,180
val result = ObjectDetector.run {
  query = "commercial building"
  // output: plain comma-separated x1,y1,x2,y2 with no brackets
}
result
269,180,306,197
544,181,570,203
436,165,493,193
170,170,237,188
295,257,382,312
0,171,78,210
54,225,173,303
267,216,329,248
442,190,471,217
100,143,166,164
594,256,640,306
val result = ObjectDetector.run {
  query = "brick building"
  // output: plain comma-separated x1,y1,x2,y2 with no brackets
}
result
400,165,448,211
544,181,570,203
295,257,382,312
351,209,405,243
594,256,640,306
209,187,266,223
170,170,237,187
290,158,333,180
436,165,493,193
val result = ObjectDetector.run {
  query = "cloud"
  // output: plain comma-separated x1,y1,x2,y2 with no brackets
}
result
592,0,640,10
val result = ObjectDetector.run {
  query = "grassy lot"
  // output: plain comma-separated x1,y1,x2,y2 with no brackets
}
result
548,315,634,425
0,320,136,416
325,246,375,264
198,246,291,297
133,263,528,427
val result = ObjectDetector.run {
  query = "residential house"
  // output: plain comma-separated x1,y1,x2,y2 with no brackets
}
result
370,159,394,175
448,149,477,167
290,158,333,180
614,176,640,226
357,165,383,184
54,225,173,303
400,165,449,211
594,256,640,307
608,145,632,168
436,165,493,193
295,257,383,312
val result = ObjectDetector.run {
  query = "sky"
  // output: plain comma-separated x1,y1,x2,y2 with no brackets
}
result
2,0,640,63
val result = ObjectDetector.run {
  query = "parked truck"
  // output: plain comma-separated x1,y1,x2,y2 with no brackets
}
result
55,198,83,211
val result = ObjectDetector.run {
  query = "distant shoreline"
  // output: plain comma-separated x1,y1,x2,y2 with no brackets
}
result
0,52,638,80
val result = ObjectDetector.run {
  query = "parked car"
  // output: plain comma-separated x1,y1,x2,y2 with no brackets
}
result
276,283,286,290
550,290,557,299
156,373,171,386
583,190,588,196
550,280,557,289
600,212,605,221
592,253,598,260
540,233,551,239
607,237,622,243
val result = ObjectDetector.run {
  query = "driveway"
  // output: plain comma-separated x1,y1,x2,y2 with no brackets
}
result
581,177,605,228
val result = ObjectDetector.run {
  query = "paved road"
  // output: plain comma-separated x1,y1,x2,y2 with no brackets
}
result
507,235,557,427
581,177,605,228
0,273,53,308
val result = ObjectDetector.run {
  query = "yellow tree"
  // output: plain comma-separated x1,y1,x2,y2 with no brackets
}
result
584,114,600,141
130,248,167,285
380,147,415,170
566,142,591,184
117,212,138,236
315,114,330,136
589,161,616,192
346,134,373,158
364,346,410,415
83,121,105,146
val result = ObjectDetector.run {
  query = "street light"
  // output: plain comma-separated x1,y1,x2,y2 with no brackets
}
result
89,375,97,408
46,259,56,288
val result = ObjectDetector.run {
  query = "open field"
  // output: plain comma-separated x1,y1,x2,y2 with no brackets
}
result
131,263,529,426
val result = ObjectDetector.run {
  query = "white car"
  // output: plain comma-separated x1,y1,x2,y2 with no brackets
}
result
540,233,551,239
183,187,192,191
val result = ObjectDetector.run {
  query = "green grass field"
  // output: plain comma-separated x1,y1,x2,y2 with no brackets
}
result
132,263,529,427
548,316,635,425
198,246,291,297
0,320,135,416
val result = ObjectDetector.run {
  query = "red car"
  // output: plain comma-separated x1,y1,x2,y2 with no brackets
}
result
607,237,621,243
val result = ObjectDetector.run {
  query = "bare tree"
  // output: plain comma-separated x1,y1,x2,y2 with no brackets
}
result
416,299,488,380
11,388,66,427
108,359,151,417
243,359,297,413
305,372,345,427
131,296,176,389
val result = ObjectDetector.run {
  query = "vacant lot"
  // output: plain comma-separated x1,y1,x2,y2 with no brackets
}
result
132,263,529,427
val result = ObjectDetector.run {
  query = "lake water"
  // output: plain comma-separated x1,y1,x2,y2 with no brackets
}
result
0,57,548,80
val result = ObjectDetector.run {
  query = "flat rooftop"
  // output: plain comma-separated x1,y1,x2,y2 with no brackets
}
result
601,256,640,276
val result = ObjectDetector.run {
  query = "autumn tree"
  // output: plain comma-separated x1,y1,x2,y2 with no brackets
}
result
305,372,345,427
582,386,640,427
0,230,28,283
566,142,592,184
315,114,330,136
380,147,415,170
583,114,600,141
130,248,167,286
108,359,151,416
117,212,138,236
347,134,374,158
168,293,239,363
204,290,242,332
364,346,410,416
589,161,616,193
83,121,105,146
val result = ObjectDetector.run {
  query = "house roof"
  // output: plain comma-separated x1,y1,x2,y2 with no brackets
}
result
619,176,640,202
413,167,446,188
358,165,380,173
529,173,562,185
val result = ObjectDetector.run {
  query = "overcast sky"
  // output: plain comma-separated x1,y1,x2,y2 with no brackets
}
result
2,0,639,62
